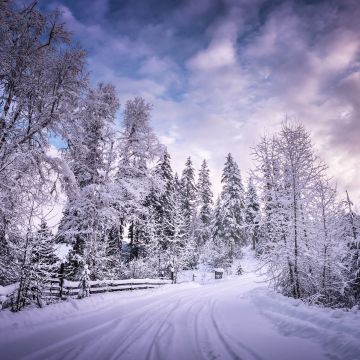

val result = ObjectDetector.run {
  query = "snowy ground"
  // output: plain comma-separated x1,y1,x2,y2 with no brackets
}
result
1,250,360,360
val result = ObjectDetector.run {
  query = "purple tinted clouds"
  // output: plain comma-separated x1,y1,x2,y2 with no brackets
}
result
47,0,360,202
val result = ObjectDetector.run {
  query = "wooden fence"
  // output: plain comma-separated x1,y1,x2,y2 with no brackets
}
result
43,278,173,300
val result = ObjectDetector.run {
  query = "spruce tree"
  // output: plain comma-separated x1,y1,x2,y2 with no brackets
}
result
153,149,175,251
180,157,198,266
169,172,196,272
208,197,234,269
245,177,261,250
195,160,213,247
213,153,246,260
180,157,197,229
14,221,59,310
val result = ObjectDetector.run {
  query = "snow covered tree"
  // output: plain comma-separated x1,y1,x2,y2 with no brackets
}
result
59,83,120,280
165,173,196,275
206,197,233,269
343,191,360,307
179,157,198,266
213,154,246,261
195,160,213,248
253,122,335,301
12,217,59,311
0,1,87,285
65,83,119,189
310,179,345,305
245,177,261,250
116,97,162,261
28,220,59,306
180,157,197,229
152,149,175,251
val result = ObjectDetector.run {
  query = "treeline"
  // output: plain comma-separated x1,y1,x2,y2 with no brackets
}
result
0,2,358,311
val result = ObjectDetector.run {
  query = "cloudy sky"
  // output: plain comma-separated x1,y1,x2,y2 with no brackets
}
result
45,0,359,203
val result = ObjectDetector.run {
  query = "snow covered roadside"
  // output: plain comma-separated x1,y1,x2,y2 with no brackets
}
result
0,283,18,307
0,252,360,360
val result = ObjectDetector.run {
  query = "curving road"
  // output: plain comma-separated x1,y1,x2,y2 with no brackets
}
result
1,258,360,360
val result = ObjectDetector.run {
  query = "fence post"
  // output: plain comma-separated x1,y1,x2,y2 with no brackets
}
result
59,263,64,299
78,264,91,298
214,268,224,280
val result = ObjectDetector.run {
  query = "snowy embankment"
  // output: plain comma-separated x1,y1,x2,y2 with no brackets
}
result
0,283,18,306
0,251,359,360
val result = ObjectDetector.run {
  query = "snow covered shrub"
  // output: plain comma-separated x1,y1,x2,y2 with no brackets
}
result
128,258,158,279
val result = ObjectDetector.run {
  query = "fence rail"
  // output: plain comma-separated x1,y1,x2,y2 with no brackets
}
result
1,278,173,306
44,278,173,299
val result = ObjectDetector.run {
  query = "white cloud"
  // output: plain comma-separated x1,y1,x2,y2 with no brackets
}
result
188,40,236,71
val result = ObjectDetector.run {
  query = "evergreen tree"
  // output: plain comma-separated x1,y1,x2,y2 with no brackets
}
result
207,197,234,269
180,157,198,266
167,173,196,273
0,0,86,287
213,154,246,260
13,220,59,310
245,177,261,250
180,157,197,229
153,149,176,251
195,160,213,248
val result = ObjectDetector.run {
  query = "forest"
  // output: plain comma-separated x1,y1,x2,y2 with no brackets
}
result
0,1,359,313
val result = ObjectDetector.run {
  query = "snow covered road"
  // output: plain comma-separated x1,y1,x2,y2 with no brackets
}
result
1,260,360,360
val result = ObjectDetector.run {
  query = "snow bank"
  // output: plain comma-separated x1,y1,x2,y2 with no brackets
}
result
0,283,18,307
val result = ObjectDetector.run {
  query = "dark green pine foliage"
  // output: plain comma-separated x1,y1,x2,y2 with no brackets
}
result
213,154,246,258
245,177,261,250
195,160,213,247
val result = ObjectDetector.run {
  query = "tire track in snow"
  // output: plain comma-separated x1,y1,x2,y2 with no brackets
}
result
144,300,181,360
209,298,264,360
21,292,186,360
